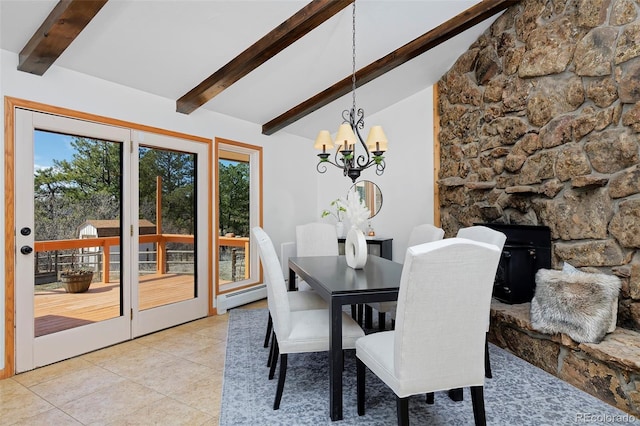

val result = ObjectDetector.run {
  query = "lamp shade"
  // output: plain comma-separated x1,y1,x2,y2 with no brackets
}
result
313,130,334,150
335,123,357,151
366,125,388,152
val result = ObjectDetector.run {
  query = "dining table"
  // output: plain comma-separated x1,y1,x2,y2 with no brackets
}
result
288,254,403,421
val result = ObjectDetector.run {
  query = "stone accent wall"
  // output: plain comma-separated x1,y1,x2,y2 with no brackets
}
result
438,0,640,331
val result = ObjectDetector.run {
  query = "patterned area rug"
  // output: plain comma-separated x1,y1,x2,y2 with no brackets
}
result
220,308,637,425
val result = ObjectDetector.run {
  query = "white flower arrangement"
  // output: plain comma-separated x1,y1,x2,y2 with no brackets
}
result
339,188,370,231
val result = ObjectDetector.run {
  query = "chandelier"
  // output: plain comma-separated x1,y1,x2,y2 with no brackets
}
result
313,1,388,183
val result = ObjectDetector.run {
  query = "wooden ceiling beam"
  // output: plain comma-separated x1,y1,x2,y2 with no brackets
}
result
262,0,519,135
18,0,108,75
176,0,354,115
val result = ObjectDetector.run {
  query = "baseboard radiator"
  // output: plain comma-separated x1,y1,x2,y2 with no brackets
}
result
216,284,266,314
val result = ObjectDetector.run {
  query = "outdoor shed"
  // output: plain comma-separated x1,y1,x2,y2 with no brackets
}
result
78,219,156,238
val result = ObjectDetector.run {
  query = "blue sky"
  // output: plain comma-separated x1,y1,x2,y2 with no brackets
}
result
35,130,239,170
34,130,75,170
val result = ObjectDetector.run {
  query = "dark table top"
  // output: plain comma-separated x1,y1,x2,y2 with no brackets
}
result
288,255,402,296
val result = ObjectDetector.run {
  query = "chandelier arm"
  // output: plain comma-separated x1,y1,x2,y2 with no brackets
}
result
354,108,365,130
317,155,344,174
333,147,348,168
316,162,329,174
352,109,370,169
341,109,351,123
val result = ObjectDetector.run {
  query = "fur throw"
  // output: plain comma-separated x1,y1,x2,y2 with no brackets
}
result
530,269,621,343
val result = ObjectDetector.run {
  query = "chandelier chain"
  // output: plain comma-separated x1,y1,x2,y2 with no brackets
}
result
351,1,357,114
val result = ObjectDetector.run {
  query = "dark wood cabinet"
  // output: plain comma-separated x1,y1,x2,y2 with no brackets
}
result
338,236,392,260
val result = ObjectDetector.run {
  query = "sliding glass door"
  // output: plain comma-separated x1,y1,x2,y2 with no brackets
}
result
14,110,209,371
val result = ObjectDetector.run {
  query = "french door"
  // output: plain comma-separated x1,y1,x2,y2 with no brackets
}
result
14,109,209,372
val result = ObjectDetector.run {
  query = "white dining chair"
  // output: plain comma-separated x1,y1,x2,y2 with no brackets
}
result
295,222,340,290
264,222,338,350
252,226,364,410
295,221,362,320
366,224,445,330
252,228,327,370
355,238,502,425
456,225,506,381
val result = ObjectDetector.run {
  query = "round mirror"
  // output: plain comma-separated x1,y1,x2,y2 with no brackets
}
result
351,180,383,218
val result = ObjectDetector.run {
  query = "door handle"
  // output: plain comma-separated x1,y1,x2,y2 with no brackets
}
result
20,245,33,255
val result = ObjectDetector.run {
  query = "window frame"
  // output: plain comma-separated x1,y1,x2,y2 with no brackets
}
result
214,137,263,297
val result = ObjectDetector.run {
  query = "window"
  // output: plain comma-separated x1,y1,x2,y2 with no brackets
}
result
215,138,262,296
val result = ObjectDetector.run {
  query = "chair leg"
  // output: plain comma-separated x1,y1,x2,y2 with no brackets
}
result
484,334,492,378
263,313,272,348
273,354,288,410
470,386,486,426
356,358,366,415
378,312,386,331
267,331,275,368
396,396,409,426
425,392,434,404
357,304,364,325
268,336,279,380
448,388,463,401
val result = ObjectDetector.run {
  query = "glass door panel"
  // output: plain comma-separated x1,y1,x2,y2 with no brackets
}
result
138,146,197,310
15,110,131,372
33,130,124,336
130,131,208,338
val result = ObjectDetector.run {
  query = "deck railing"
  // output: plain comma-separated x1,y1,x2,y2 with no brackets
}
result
218,236,250,280
34,234,250,283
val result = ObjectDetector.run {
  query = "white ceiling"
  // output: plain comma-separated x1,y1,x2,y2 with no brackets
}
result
0,0,496,140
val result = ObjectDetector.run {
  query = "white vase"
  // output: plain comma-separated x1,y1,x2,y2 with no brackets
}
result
345,226,367,269
336,222,344,238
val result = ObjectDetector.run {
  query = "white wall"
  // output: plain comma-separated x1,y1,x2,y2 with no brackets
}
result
315,87,435,263
0,49,435,371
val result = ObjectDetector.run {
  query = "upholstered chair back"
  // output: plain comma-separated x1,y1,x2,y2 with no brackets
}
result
296,222,339,257
252,227,291,338
407,224,445,248
456,225,507,251
456,225,507,333
393,238,501,394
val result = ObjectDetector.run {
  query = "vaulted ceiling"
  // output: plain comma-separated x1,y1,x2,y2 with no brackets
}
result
0,0,515,140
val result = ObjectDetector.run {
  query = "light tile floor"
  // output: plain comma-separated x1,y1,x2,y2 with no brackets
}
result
0,300,267,426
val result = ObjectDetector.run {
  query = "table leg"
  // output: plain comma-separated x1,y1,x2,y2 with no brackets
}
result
329,298,343,421
364,305,373,329
288,268,296,291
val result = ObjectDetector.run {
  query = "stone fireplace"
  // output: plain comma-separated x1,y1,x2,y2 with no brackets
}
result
437,0,640,415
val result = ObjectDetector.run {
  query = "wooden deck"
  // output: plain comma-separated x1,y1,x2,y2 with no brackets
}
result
34,274,194,336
